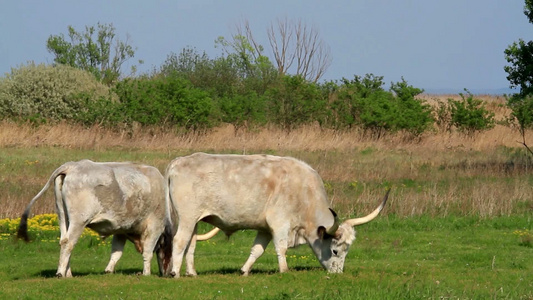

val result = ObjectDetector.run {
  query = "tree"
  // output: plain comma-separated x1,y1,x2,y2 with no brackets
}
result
270,18,332,83
46,23,139,85
223,18,331,83
504,0,533,154
215,20,276,80
504,39,533,96
508,93,533,155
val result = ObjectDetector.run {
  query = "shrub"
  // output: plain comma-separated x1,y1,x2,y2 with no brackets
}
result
72,93,124,127
0,62,114,121
114,76,216,130
448,90,495,135
389,79,433,137
434,99,453,132
327,74,387,130
355,90,397,138
329,75,432,138
265,75,327,131
218,92,267,131
507,94,533,134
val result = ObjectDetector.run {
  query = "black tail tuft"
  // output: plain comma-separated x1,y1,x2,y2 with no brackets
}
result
17,212,30,242
156,219,174,276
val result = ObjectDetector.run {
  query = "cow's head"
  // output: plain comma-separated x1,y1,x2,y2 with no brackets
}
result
312,189,390,273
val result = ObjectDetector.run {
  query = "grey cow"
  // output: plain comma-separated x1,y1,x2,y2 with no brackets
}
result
166,152,389,278
17,159,217,278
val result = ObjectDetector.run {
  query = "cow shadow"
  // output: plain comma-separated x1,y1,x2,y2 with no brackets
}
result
32,268,146,278
29,266,322,279
198,267,276,276
198,265,322,276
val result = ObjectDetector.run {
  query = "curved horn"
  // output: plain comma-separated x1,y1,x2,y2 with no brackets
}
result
345,188,390,227
325,208,340,236
196,227,221,241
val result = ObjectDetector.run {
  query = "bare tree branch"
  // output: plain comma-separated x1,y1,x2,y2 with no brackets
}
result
518,126,533,156
268,18,331,82
268,17,295,76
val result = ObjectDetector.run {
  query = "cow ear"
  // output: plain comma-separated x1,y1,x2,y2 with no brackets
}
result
317,226,326,240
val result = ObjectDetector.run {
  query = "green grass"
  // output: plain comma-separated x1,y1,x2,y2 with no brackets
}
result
1,216,531,299
1,145,532,298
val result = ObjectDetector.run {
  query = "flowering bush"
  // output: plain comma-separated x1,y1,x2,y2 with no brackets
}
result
0,62,115,121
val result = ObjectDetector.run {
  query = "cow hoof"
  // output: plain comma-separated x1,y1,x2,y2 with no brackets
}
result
170,271,179,278
56,273,63,278
239,269,249,276
185,272,197,277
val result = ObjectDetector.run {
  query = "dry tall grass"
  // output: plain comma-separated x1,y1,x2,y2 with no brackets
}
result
1,95,531,219
0,95,520,152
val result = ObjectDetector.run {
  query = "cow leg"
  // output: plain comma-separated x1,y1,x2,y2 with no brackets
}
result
240,231,272,276
273,242,289,273
105,234,127,274
184,224,198,276
170,224,195,278
57,222,85,278
271,230,289,273
140,226,163,276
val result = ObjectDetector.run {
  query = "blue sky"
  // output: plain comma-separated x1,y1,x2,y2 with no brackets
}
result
1,1,532,93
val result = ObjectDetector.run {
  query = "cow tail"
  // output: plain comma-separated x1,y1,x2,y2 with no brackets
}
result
17,163,71,242
164,162,179,230
158,180,174,276
162,168,175,249
155,165,177,276
164,170,173,230
158,217,174,275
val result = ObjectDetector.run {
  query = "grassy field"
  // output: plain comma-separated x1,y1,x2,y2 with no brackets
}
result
0,215,531,299
1,139,531,219
0,95,532,298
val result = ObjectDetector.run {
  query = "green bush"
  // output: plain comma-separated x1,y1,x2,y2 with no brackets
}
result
448,90,495,135
389,79,433,137
72,93,124,127
218,92,267,131
507,94,533,132
328,74,387,130
328,75,432,138
0,62,114,121
114,76,216,130
356,90,397,138
265,75,327,131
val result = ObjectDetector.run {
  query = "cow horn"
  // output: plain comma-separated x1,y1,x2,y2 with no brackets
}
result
196,227,221,241
345,188,390,227
325,208,340,236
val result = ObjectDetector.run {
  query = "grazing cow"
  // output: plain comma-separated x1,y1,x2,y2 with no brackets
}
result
17,159,217,278
166,152,389,277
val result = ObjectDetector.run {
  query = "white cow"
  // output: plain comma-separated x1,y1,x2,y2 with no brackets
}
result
166,152,389,277
17,159,217,277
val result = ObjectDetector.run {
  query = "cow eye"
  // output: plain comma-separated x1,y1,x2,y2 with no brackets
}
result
332,250,338,256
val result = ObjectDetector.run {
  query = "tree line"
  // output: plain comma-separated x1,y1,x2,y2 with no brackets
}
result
3,16,527,139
